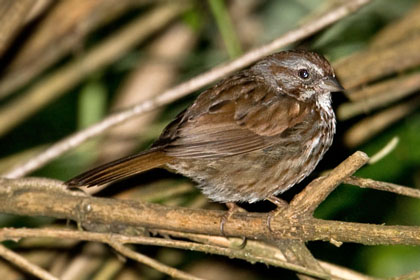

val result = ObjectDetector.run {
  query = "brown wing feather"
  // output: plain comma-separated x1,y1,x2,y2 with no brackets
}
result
159,75,310,159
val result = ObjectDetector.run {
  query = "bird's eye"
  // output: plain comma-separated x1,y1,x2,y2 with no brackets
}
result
298,69,310,79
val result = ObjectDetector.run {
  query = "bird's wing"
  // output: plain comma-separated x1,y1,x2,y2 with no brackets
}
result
155,76,311,159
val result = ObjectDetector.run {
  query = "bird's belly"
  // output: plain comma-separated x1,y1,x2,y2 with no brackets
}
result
166,132,331,203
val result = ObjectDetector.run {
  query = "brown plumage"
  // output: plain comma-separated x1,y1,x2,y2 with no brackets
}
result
66,50,343,203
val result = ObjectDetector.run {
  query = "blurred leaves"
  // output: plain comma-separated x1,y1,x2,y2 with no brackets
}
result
208,0,242,58
77,80,107,130
361,245,420,277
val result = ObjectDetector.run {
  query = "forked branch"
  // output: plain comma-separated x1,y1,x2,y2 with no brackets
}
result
1,152,419,246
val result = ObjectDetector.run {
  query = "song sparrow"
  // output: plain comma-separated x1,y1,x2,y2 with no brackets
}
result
67,50,343,205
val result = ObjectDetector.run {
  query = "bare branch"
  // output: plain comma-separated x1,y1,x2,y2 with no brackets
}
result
368,136,399,164
273,239,326,280
0,244,58,280
286,151,369,215
1,153,420,246
109,242,204,280
0,228,351,280
160,230,372,280
344,176,420,200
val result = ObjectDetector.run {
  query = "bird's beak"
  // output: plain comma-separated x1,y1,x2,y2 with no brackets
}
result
320,75,344,92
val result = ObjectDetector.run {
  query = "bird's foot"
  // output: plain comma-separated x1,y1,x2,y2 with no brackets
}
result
266,196,289,232
220,202,247,248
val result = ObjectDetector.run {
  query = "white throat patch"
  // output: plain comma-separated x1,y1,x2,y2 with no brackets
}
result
316,92,332,112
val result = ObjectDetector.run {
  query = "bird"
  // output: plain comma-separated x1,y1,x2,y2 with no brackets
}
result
66,50,343,213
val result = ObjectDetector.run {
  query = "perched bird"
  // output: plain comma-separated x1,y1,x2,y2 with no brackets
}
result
67,50,343,209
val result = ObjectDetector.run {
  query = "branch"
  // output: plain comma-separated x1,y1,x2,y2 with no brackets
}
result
1,153,420,246
0,244,58,280
0,2,188,137
0,0,150,99
344,176,420,199
0,227,366,280
338,71,420,120
3,0,372,178
0,227,203,280
286,151,369,216
0,0,35,56
273,239,326,279
109,242,204,280
159,230,371,280
334,24,420,90
344,95,420,147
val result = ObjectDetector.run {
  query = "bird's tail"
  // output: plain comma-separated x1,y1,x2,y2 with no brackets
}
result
66,148,173,187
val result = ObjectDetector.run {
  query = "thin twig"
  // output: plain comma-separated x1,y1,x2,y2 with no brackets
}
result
344,176,420,200
0,243,59,280
0,227,231,253
368,136,399,164
109,242,204,280
3,0,372,178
